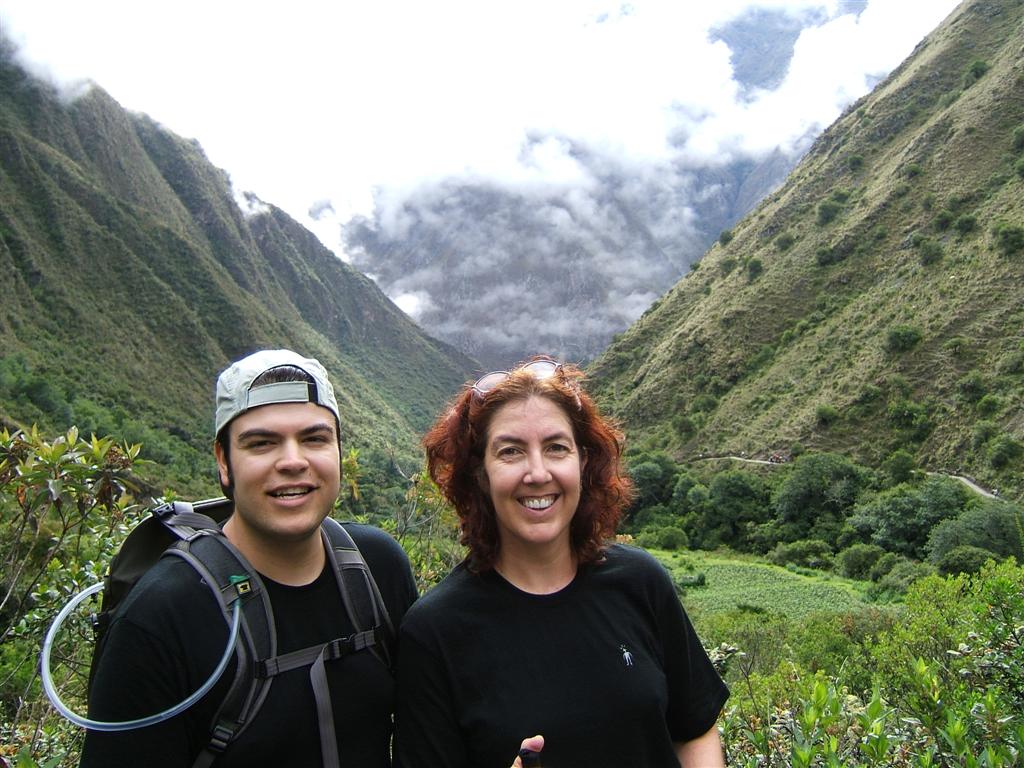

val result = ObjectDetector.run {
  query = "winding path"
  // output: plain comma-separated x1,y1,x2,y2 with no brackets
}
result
690,454,1000,499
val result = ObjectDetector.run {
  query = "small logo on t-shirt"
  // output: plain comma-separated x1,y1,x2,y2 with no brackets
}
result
619,644,634,666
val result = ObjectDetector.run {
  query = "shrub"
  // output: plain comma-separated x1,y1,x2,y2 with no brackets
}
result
904,162,923,178
775,233,795,252
718,229,734,246
817,200,842,225
927,500,1024,563
1014,124,1024,152
815,403,839,427
933,209,954,231
885,325,922,353
917,238,943,265
869,553,905,583
963,59,990,88
746,258,763,282
1016,156,1024,179
837,543,886,580
993,221,1024,257
976,393,1002,416
882,449,916,485
638,525,689,551
937,544,998,576
953,213,977,235
957,369,987,403
972,420,999,449
719,257,738,276
870,559,936,599
848,154,864,171
691,394,718,413
988,433,1023,469
768,538,834,570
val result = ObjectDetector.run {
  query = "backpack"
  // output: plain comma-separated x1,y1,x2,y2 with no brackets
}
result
90,497,395,768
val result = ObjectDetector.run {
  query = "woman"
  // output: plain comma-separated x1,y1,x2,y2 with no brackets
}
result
396,357,728,767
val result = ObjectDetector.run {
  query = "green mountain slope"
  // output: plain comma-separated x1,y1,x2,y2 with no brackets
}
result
590,0,1024,496
0,40,477,494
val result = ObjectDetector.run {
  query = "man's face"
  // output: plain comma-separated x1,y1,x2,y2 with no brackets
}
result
215,401,341,545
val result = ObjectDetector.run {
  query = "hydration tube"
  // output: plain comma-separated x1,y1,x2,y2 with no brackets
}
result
41,581,241,731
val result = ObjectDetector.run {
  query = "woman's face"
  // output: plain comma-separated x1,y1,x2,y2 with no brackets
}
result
481,396,584,558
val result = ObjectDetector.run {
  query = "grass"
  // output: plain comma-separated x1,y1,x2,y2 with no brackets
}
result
654,549,871,621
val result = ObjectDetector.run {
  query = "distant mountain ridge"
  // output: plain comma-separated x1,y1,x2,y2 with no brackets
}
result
0,40,477,493
589,0,1024,496
340,4,861,369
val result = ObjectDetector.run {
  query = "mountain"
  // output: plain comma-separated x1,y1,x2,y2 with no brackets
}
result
589,0,1024,496
0,39,477,494
339,3,873,370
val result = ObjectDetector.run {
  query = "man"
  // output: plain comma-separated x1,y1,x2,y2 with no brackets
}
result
81,349,418,767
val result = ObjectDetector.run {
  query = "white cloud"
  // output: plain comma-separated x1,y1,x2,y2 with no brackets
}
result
1,0,961,273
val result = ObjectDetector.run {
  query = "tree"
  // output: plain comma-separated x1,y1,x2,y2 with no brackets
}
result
701,469,770,550
771,453,867,543
927,500,1024,564
848,476,967,559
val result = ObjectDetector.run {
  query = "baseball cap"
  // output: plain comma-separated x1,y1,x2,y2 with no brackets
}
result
214,349,340,438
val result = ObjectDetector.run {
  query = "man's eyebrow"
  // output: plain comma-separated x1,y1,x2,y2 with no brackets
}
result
236,422,336,442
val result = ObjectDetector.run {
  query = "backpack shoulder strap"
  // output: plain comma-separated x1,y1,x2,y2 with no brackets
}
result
155,502,276,768
321,518,395,669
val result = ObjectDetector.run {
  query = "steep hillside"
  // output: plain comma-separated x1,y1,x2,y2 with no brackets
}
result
590,0,1024,496
0,40,477,493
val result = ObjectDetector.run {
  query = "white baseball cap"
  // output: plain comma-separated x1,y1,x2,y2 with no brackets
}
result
214,349,340,438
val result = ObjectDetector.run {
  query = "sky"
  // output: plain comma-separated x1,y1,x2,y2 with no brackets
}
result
0,0,963,362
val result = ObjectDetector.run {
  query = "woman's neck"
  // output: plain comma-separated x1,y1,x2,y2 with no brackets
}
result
494,542,577,595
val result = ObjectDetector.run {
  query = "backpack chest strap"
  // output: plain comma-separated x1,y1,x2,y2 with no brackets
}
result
254,628,382,679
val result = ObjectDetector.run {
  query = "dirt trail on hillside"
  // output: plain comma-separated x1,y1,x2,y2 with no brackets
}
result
691,454,1000,499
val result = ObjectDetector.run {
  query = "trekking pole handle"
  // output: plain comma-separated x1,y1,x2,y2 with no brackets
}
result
40,581,242,731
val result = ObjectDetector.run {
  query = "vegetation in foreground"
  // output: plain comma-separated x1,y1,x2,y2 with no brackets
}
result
2,426,1022,766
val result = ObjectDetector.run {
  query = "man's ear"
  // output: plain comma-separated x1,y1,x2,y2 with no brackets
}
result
214,440,231,488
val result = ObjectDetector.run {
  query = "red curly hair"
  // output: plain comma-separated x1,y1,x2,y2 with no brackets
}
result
422,358,634,571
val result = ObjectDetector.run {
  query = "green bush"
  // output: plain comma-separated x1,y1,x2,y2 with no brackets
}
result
976,393,1002,416
848,154,865,171
1013,125,1024,152
869,551,906,582
972,420,999,449
993,221,1024,257
927,500,1024,563
775,233,795,252
953,214,977,235
837,543,886,580
746,257,763,282
817,200,842,225
882,449,916,485
885,325,922,353
815,403,839,427
768,539,834,570
933,209,954,231
718,229,734,246
917,238,943,265
963,59,990,87
869,559,936,599
957,369,988,403
937,544,998,576
988,434,1023,469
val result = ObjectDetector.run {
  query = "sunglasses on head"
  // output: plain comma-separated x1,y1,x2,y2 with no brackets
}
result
471,358,562,398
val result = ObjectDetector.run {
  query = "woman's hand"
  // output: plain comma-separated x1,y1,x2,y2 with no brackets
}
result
511,735,544,767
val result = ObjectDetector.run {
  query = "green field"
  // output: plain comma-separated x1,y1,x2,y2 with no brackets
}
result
654,549,872,620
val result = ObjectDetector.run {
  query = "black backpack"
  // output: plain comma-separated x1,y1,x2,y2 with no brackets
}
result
90,497,394,768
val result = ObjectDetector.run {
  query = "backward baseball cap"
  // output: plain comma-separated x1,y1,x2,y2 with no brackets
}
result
214,349,340,438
